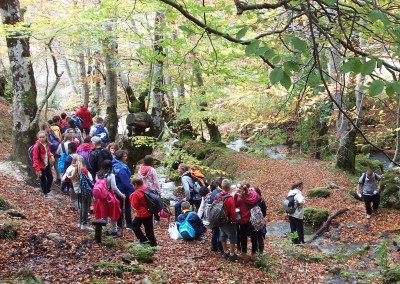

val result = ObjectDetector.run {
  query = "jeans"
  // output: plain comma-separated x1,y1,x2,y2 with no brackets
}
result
288,215,304,244
132,215,157,247
40,165,53,195
363,193,380,215
78,195,90,225
117,195,133,229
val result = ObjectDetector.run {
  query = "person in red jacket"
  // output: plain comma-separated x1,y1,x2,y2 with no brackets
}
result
76,104,93,137
130,178,157,247
32,130,55,197
213,179,239,261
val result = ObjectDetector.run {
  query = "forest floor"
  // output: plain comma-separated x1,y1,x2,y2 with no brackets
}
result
0,97,399,284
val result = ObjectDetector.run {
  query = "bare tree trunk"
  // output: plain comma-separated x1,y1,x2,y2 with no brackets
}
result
0,0,38,167
79,52,90,105
64,59,80,95
103,22,118,142
394,93,400,163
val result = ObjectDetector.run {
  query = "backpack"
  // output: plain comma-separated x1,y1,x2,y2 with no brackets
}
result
185,169,208,202
28,143,41,162
94,125,109,144
77,148,90,161
137,189,164,214
57,143,69,174
249,204,266,231
177,212,196,240
73,116,83,128
360,172,379,187
48,132,60,153
94,148,113,171
158,202,171,219
78,172,93,199
208,195,232,228
283,194,297,214
92,177,116,206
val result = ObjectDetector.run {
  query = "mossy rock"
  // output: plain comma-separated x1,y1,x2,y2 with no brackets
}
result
380,167,400,210
304,207,329,227
307,187,330,198
383,266,400,284
360,144,373,154
0,221,18,239
355,154,383,176
0,195,12,210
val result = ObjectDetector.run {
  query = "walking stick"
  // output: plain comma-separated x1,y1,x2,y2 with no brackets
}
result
121,198,125,237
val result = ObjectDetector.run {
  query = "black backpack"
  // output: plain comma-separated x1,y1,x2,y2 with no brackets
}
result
360,172,379,186
93,148,113,172
283,194,297,214
137,189,163,214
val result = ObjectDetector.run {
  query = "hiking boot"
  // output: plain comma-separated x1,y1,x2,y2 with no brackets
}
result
366,214,371,219
223,252,230,259
228,253,240,261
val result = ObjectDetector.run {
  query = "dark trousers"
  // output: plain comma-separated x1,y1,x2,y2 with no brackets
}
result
40,165,53,195
175,199,201,220
132,215,157,247
211,227,223,252
288,215,304,244
254,230,265,254
239,223,258,253
363,193,380,215
117,195,132,229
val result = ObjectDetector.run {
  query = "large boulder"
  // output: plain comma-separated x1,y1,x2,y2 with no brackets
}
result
381,167,400,210
126,112,153,136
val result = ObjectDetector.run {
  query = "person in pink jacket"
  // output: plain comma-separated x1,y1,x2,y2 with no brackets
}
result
32,131,55,197
234,182,260,260
137,155,161,224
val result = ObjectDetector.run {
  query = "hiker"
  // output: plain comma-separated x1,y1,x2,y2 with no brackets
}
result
40,122,61,183
32,131,55,198
89,117,109,145
234,182,260,260
76,104,93,137
357,169,381,219
107,142,120,159
65,155,93,231
63,142,92,209
137,155,161,224
213,179,239,261
130,178,157,247
60,112,68,130
197,186,210,222
287,180,306,244
174,164,202,219
89,136,113,179
57,133,74,194
253,187,267,255
76,137,92,161
112,150,134,230
94,160,125,237
176,201,206,239
67,119,83,144
51,116,63,140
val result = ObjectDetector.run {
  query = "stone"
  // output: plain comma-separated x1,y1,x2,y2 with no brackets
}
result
47,233,62,242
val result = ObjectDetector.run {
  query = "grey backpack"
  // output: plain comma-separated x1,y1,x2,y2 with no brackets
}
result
208,195,231,228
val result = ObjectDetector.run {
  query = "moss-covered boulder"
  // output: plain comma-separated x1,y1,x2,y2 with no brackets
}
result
355,154,383,176
304,207,329,227
380,167,400,210
307,187,330,198
0,195,12,210
0,221,18,239
360,144,373,154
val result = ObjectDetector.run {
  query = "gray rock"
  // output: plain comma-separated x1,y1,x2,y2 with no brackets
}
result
47,233,62,242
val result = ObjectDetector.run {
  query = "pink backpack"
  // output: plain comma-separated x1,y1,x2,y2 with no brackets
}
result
93,178,115,205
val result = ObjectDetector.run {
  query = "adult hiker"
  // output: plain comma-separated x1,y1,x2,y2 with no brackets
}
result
137,155,161,224
130,178,157,247
32,131,55,198
89,117,109,145
76,104,93,137
112,150,134,230
356,169,381,219
287,180,306,244
89,136,113,180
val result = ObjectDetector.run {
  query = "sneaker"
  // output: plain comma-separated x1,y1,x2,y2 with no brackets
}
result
223,252,230,259
366,214,371,219
81,225,94,232
228,253,240,261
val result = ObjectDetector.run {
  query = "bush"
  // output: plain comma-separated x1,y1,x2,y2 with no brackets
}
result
304,207,329,227
129,243,158,263
93,261,144,277
380,168,400,210
307,187,330,198
355,154,383,176
360,144,373,154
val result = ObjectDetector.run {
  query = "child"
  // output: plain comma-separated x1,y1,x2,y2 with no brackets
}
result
65,155,93,231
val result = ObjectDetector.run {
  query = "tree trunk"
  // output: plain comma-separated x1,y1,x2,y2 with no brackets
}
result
0,0,38,168
328,45,356,172
103,22,118,142
393,93,400,163
150,11,165,137
64,59,80,95
79,52,90,105
90,55,102,118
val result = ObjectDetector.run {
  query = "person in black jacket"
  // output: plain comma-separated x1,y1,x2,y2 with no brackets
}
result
253,187,267,255
89,136,112,179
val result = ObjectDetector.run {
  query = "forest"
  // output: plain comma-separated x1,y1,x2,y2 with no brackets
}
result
0,0,400,283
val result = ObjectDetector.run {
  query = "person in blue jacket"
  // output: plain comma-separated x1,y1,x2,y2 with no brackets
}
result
112,150,135,230
177,201,206,239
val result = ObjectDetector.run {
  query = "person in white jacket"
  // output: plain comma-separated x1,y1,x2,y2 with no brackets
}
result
287,180,306,244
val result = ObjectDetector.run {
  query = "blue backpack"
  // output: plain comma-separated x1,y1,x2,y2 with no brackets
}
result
73,116,83,128
48,131,60,153
79,172,93,199
94,125,109,144
57,143,69,174
177,212,196,240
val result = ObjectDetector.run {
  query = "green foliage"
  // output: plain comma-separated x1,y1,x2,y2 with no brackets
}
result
303,207,329,227
0,220,19,239
129,243,158,263
282,243,324,262
376,239,389,270
130,136,158,148
0,195,12,210
355,154,383,176
254,254,280,273
360,144,373,154
11,269,43,283
307,187,330,198
383,266,400,284
93,261,144,277
102,236,120,248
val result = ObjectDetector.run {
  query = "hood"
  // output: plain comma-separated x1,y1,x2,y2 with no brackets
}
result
241,189,260,205
79,106,89,112
139,166,152,177
80,143,92,151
